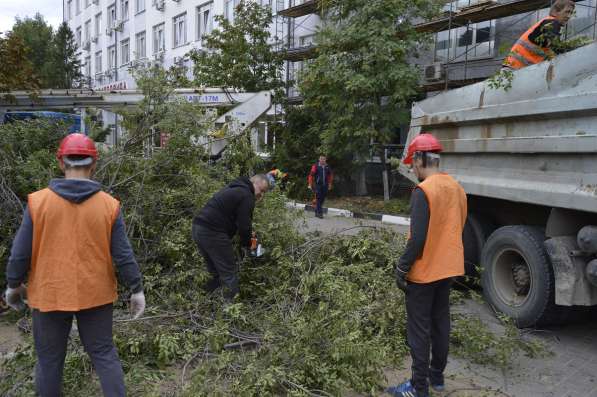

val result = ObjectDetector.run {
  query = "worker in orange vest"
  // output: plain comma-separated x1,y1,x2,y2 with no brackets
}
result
4,134,145,397
503,0,575,70
387,134,467,397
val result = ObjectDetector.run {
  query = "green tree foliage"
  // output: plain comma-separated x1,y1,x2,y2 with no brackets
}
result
189,0,284,92
299,0,440,163
0,32,40,92
1,70,543,397
0,120,63,282
7,17,81,89
10,14,55,87
271,106,323,199
46,23,83,89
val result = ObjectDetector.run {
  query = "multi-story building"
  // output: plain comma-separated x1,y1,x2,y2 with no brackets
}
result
63,0,320,91
63,0,320,144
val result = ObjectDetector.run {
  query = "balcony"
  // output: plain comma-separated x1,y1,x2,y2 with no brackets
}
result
278,0,321,18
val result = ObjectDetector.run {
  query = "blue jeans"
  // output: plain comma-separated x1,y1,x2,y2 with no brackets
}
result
32,304,125,397
315,185,328,216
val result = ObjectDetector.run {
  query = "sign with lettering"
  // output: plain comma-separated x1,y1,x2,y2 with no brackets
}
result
185,94,224,104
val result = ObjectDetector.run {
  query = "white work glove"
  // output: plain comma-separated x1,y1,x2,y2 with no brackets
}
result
129,291,146,320
5,285,27,311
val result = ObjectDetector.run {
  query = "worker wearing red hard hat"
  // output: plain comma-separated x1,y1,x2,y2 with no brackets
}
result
387,133,467,397
4,133,144,397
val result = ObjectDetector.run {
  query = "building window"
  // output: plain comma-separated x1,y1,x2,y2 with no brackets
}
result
108,4,116,27
299,34,315,48
135,31,146,59
135,0,145,14
95,13,102,37
153,23,165,53
108,45,116,69
67,1,73,19
76,27,82,47
225,0,240,23
173,13,187,48
196,2,213,41
76,0,81,14
121,0,130,21
95,51,102,74
85,56,91,77
84,20,92,41
121,39,130,64
434,20,494,62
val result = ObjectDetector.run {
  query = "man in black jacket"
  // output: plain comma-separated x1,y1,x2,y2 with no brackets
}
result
192,175,270,299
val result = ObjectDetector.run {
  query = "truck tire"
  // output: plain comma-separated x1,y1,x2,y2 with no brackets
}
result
481,225,556,328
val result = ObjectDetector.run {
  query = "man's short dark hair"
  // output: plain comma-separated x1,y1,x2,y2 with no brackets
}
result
551,0,574,14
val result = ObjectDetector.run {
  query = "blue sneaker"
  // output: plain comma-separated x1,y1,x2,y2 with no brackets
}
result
386,380,429,397
431,383,445,392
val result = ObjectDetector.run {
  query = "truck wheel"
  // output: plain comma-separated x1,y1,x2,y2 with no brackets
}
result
481,225,555,328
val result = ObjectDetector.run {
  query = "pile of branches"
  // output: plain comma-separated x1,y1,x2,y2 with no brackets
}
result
0,69,545,396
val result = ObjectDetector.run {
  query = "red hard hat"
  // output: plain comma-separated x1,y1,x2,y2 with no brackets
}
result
403,133,443,165
56,133,98,160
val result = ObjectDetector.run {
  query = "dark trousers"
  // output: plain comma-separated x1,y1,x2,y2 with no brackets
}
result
192,223,239,299
315,185,328,216
32,303,125,397
406,278,452,396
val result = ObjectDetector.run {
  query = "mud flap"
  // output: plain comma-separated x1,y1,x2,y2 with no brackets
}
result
544,236,597,306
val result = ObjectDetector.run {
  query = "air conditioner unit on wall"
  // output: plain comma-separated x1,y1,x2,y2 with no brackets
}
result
112,20,124,32
173,56,185,66
82,40,91,51
106,27,113,36
91,36,98,43
92,0,99,4
153,0,165,11
424,63,445,82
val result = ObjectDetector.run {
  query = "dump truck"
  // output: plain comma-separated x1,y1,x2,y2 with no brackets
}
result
400,42,597,327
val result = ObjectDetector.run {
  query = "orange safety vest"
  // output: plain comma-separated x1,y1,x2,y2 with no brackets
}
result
27,188,120,312
407,174,468,284
504,16,557,70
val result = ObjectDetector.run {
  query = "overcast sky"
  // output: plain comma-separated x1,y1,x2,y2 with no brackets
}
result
0,0,62,34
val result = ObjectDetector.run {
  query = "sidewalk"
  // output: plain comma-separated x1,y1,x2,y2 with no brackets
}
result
286,201,411,227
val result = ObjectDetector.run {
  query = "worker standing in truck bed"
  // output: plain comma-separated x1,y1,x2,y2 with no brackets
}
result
503,0,575,70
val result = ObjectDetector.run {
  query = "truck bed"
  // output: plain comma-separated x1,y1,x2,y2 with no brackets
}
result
401,42,597,214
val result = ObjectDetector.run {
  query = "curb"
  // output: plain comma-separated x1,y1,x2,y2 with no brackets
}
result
285,202,410,226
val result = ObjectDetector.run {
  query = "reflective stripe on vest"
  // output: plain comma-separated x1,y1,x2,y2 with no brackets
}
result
504,16,556,70
27,188,120,312
407,174,468,284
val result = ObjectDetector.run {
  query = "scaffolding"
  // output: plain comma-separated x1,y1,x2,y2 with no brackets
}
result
428,0,596,92
275,0,597,94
